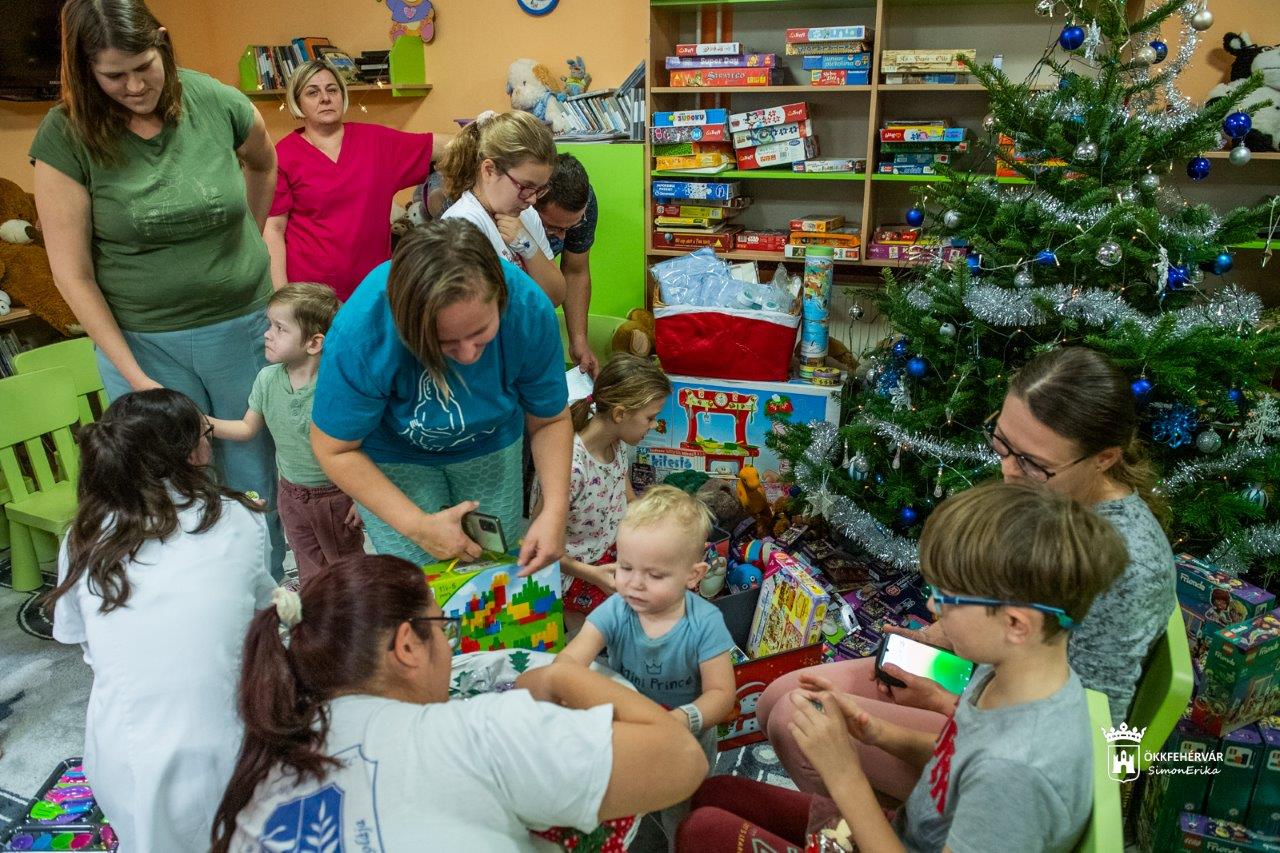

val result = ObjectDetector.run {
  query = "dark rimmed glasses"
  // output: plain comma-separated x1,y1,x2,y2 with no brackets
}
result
502,171,551,201
926,584,1076,631
982,413,1090,483
393,615,463,651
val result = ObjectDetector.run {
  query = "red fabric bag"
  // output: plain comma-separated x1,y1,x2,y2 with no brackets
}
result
654,304,800,382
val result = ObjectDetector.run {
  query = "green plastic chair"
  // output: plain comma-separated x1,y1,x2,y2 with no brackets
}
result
0,367,80,592
14,337,107,428
1078,687,1125,853
558,313,627,369
1130,606,1195,772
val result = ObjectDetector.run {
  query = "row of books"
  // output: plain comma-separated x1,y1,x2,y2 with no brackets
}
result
554,62,645,142
244,38,352,91
875,120,969,176
0,329,31,378
667,26,873,87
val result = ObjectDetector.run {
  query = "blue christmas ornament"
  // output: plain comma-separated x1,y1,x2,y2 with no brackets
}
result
1167,264,1190,290
789,484,802,498
1187,156,1211,181
906,207,925,227
1131,377,1153,399
906,356,928,378
891,338,911,359
1228,388,1244,405
1059,24,1085,51
1223,111,1253,140
1150,39,1168,62
1213,251,1234,275
876,368,903,398
1242,484,1270,510
1151,404,1198,448
1035,249,1057,266
898,506,919,526
874,473,886,485
966,255,982,274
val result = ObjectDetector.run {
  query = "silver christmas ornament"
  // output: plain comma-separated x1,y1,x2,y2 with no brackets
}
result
982,113,997,133
1074,140,1099,163
1191,7,1214,31
1139,172,1161,192
1135,45,1158,66
1196,430,1223,454
939,322,957,338
1035,0,1054,15
1096,241,1123,267
1242,484,1269,509
1120,186,1140,204
1014,268,1035,288
848,302,864,320
1189,266,1205,286
848,453,870,481
943,210,962,229
1230,144,1252,167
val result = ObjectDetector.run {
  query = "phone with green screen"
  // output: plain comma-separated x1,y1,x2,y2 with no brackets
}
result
875,633,975,695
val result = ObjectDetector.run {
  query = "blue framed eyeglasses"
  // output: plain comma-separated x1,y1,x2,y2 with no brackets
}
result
925,585,1076,631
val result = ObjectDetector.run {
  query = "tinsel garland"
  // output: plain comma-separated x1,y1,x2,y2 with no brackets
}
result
1161,445,1271,493
799,422,920,570
1209,523,1280,576
866,418,1000,466
956,283,1261,335
1131,0,1203,133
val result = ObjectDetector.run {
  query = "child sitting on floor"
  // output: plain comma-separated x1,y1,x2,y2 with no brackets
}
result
531,353,670,614
209,283,363,585
676,481,1127,853
559,484,736,841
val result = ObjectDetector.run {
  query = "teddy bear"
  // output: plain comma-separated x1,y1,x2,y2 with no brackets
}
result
0,177,77,335
1207,32,1280,152
610,307,656,358
506,58,572,135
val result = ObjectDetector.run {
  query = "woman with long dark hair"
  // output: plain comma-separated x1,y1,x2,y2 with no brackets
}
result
48,389,277,851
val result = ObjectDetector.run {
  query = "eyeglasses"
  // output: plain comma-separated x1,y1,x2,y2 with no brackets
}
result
925,584,1076,631
982,413,1089,483
501,171,551,200
391,615,462,651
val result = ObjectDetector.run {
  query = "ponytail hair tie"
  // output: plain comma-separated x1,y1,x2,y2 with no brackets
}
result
475,109,498,126
271,587,303,630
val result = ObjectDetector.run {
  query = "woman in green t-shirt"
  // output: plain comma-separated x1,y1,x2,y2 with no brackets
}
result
30,0,284,575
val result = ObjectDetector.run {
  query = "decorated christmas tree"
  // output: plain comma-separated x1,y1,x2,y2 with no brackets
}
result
772,0,1280,580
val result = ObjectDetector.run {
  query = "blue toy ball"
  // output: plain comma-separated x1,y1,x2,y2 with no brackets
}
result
1034,249,1057,266
1186,157,1211,181
1131,377,1153,399
1150,40,1168,62
966,255,981,274
1228,388,1244,405
727,561,763,593
1213,251,1234,275
898,506,919,526
1223,111,1253,141
906,356,928,378
906,207,925,227
892,338,911,358
1166,264,1190,290
1059,25,1086,51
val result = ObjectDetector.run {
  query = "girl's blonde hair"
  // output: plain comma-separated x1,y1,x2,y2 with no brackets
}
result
285,60,348,120
59,0,183,166
386,219,508,404
571,354,671,432
440,110,556,200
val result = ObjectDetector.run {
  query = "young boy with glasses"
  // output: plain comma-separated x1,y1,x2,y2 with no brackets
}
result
675,481,1127,853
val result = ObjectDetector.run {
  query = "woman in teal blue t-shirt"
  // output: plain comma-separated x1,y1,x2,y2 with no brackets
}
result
312,218,572,573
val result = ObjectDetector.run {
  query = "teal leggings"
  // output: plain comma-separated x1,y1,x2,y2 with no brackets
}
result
358,439,526,565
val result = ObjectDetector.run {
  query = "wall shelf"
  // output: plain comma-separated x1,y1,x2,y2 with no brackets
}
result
652,169,865,180
870,172,1030,184
0,307,33,329
1202,150,1280,161
650,246,866,264
238,35,429,98
651,85,873,94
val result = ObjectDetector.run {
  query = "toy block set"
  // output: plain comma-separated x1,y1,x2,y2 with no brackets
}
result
422,554,564,654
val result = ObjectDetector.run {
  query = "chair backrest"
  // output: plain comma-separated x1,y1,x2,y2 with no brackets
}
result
0,367,81,503
13,337,107,428
1077,688,1125,853
1130,606,1195,771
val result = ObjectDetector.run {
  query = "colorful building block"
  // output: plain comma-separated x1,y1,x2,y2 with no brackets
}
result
422,556,564,654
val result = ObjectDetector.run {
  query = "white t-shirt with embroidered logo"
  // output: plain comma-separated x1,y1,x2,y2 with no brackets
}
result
229,691,614,852
441,190,554,268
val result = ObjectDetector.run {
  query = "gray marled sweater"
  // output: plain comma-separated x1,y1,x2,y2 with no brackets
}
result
1069,492,1177,725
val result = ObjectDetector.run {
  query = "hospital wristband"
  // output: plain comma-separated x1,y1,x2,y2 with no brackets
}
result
678,703,703,734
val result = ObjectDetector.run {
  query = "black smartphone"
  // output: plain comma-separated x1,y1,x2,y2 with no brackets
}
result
461,511,507,554
875,633,976,695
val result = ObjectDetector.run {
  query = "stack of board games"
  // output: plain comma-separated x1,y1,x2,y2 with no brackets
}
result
651,107,736,175
876,120,969,176
784,214,861,261
652,178,747,252
667,42,782,87
729,103,825,171
867,224,967,265
785,26,874,86
880,48,977,85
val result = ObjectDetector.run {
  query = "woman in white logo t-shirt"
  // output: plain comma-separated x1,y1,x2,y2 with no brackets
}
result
210,553,707,853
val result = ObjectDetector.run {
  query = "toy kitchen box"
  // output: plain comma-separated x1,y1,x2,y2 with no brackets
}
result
636,375,842,503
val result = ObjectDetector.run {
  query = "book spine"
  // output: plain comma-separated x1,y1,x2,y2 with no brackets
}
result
650,124,730,143
651,108,730,127
786,26,870,43
735,136,820,170
668,68,777,87
731,120,814,150
651,181,738,201
809,69,870,86
728,102,809,133
800,54,871,71
674,42,743,57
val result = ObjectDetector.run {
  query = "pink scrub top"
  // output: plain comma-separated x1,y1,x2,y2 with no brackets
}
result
271,122,433,300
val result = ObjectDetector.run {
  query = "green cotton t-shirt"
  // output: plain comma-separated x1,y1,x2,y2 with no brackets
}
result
28,69,271,332
249,362,329,487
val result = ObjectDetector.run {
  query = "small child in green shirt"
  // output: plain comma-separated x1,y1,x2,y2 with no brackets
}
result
210,284,363,584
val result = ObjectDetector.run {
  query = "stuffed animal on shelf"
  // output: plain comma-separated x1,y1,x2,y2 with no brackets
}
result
506,58,572,135
1207,32,1280,151
0,178,76,334
561,56,590,96
610,308,656,358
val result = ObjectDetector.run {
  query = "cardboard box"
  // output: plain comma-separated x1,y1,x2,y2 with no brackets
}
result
651,180,741,201
866,242,967,264
1178,813,1280,852
746,556,830,657
736,136,820,169
1137,718,1220,851
801,53,871,71
1193,613,1280,736
880,48,977,71
792,157,865,173
637,375,841,501
732,120,815,150
736,230,788,252
652,108,730,127
652,225,744,251
675,42,742,57
783,243,861,261
810,69,871,86
654,203,737,219
422,556,564,654
651,124,731,144
785,40,867,56
654,152,736,171
1248,717,1280,836
789,227,860,247
789,214,845,233
666,53,777,69
879,126,967,143
786,26,872,43
653,141,735,158
1208,725,1267,821
729,102,809,133
1177,554,1276,625
715,643,824,750
670,68,780,87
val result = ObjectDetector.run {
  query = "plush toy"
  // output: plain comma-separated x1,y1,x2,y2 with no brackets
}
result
699,555,727,598
727,561,762,593
0,178,76,334
696,478,748,532
561,56,590,96
1207,32,1280,152
506,58,572,135
0,288,11,317
610,307,656,358
737,465,774,536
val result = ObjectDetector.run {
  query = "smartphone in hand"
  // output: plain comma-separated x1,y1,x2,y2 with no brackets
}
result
461,511,508,555
875,633,975,695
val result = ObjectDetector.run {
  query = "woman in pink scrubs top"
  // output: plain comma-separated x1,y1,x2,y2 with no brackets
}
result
264,60,443,300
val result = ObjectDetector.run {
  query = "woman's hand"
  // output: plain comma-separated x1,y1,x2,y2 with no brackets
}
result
516,510,565,577
494,213,527,247
789,691,864,786
407,501,483,563
344,503,363,530
130,375,164,392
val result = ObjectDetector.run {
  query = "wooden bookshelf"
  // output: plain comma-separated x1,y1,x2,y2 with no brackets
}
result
238,35,429,98
0,307,33,329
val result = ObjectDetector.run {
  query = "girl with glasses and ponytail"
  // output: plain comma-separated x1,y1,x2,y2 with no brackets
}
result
439,110,567,306
210,554,708,852
755,346,1177,803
